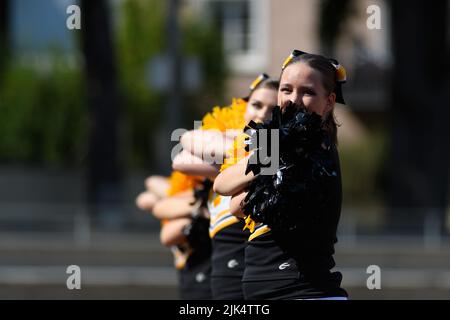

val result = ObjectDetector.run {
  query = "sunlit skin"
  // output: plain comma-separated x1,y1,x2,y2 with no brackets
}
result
172,149,220,179
160,217,191,246
180,129,236,161
144,175,170,198
229,191,247,218
135,191,159,211
152,192,197,220
222,62,337,218
136,175,169,212
213,87,278,197
278,62,336,116
134,175,193,249
162,87,278,247
244,88,278,124
174,87,278,178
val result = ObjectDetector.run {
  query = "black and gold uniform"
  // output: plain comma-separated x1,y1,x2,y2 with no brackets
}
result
242,145,347,299
208,192,248,299
166,172,212,300
201,99,248,300
177,215,212,300
241,51,349,299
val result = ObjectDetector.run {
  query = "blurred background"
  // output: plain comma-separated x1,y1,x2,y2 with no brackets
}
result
0,0,449,299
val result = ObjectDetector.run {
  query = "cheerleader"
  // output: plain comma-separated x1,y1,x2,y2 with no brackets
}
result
214,50,349,300
135,175,169,212
137,172,213,300
173,74,278,299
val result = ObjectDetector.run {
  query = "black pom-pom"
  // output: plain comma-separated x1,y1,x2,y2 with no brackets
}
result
182,215,212,255
190,178,213,208
242,103,338,232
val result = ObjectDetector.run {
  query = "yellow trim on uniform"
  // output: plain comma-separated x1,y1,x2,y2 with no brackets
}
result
209,216,240,238
248,225,271,241
213,194,222,207
243,215,257,233
210,209,231,225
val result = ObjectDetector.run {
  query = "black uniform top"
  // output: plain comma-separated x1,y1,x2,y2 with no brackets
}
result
211,219,248,278
178,216,212,300
243,146,347,299
208,193,248,278
178,247,212,300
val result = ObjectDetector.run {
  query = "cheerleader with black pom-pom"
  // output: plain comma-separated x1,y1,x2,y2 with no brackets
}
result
214,50,349,300
172,75,278,300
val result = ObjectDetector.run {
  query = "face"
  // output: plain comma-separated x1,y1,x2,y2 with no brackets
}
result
278,62,336,117
244,87,278,123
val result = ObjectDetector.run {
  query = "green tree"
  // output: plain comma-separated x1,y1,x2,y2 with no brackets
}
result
116,0,226,168
0,56,87,167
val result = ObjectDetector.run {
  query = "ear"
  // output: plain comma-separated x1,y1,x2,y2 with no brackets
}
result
324,92,336,114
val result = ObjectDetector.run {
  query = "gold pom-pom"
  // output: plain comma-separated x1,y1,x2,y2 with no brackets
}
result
220,132,249,172
167,171,202,196
200,98,247,132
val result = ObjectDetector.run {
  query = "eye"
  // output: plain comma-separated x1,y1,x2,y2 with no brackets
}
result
251,102,263,110
280,87,292,93
304,89,316,96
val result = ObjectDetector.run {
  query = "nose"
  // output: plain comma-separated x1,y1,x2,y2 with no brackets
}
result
289,92,302,105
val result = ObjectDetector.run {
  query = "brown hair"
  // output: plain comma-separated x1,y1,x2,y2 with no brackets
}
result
245,77,279,101
281,53,339,145
251,78,279,95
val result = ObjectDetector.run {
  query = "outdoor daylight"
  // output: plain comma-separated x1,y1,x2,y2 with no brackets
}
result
0,0,449,307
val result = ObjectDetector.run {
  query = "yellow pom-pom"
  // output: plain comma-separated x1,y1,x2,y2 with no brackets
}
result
200,98,247,132
167,171,202,196
220,132,249,172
